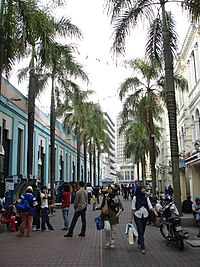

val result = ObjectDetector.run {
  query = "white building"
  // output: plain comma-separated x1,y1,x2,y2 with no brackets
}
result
115,115,134,184
101,112,117,184
175,21,200,200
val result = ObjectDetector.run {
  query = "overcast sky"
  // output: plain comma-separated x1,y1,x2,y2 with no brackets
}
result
9,0,190,122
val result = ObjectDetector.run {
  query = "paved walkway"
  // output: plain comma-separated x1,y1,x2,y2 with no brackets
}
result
0,197,200,267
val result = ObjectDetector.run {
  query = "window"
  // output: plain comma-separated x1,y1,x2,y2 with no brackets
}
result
17,128,23,174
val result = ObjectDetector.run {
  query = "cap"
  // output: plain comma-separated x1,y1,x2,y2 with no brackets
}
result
164,194,171,201
27,186,33,192
195,197,200,202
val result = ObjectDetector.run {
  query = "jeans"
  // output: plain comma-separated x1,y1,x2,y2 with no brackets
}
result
62,208,69,228
33,206,41,229
68,208,86,235
134,216,148,249
41,208,54,230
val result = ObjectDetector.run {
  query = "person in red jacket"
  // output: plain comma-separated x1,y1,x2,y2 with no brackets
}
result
61,183,71,230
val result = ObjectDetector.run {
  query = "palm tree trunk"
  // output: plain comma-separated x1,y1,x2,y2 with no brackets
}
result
83,135,87,183
89,140,92,184
50,77,56,200
0,0,4,95
76,123,81,182
161,2,181,213
27,50,36,175
149,133,157,196
93,145,96,186
137,161,140,183
97,151,100,187
141,155,146,187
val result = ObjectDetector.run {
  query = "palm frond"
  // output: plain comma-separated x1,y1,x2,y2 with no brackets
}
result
181,0,200,22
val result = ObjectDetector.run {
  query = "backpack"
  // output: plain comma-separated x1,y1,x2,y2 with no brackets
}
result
16,198,29,212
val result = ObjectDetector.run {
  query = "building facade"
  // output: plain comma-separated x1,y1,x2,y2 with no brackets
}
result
175,21,200,200
0,78,98,198
115,115,134,184
101,112,117,184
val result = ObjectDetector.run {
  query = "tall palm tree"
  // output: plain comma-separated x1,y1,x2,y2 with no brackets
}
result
45,41,88,198
0,0,40,94
104,0,199,211
118,58,163,196
124,121,149,186
57,89,93,183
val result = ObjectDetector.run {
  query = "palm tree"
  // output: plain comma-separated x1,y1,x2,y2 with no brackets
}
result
124,121,149,186
104,0,199,211
0,0,40,94
57,89,93,183
118,58,163,196
45,41,88,198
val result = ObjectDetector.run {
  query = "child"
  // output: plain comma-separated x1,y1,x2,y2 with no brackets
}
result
92,194,96,211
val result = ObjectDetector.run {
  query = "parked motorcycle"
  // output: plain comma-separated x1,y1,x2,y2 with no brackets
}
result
160,213,185,251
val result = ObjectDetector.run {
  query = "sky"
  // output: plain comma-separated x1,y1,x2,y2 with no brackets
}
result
9,0,190,123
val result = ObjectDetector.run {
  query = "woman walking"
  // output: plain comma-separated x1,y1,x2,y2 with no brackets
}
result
101,185,123,249
130,185,155,254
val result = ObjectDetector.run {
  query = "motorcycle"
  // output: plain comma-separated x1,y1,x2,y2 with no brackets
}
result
160,208,185,251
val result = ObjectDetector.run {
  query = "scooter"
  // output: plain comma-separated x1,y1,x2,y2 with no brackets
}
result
160,214,185,251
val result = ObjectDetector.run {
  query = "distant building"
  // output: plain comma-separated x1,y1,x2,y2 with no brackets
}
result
116,115,134,184
101,112,117,184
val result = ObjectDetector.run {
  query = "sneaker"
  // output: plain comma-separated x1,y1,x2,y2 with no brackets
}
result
49,228,56,230
45,229,49,232
33,228,40,231
141,249,146,254
104,244,111,249
64,233,73,237
110,244,115,249
62,228,69,231
32,226,36,231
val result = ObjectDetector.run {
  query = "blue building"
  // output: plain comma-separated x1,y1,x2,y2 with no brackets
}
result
0,78,94,200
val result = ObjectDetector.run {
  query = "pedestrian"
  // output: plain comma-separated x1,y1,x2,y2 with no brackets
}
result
182,195,193,214
32,184,41,231
17,186,37,237
40,186,55,231
64,181,87,237
61,183,71,230
165,185,174,197
86,183,93,204
101,184,124,249
92,194,96,211
93,186,100,203
130,185,156,254
192,197,200,238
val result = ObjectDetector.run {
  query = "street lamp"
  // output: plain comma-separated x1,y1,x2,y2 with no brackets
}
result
194,141,200,152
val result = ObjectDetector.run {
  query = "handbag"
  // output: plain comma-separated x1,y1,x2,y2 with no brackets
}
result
94,215,104,230
101,198,109,216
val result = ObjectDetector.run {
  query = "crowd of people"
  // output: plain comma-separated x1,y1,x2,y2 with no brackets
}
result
0,182,200,253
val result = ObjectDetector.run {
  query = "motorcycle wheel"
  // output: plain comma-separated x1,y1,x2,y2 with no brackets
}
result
176,235,184,251
160,224,169,239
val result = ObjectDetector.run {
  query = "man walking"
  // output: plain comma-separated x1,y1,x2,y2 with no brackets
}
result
64,181,87,237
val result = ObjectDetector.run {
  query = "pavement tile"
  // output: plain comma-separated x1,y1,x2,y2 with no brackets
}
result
0,196,200,267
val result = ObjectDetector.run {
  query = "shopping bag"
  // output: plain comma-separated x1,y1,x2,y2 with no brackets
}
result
128,227,134,244
101,199,109,216
94,216,104,230
125,223,138,245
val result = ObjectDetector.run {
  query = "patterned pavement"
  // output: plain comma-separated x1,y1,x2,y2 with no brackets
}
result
0,196,200,267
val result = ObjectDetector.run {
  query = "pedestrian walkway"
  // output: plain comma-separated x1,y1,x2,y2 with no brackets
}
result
0,197,200,267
